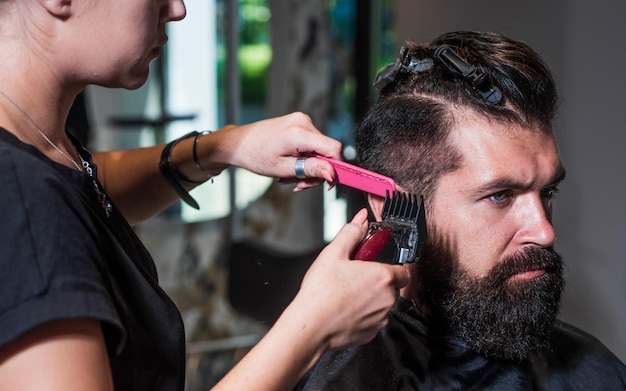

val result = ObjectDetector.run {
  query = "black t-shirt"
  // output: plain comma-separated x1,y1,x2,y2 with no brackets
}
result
296,298,626,390
0,129,185,390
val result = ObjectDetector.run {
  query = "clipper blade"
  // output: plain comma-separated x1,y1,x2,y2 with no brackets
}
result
353,191,428,264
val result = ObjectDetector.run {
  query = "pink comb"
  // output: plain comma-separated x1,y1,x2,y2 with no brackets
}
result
314,155,396,197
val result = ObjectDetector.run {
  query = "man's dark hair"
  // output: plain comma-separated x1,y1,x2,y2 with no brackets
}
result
356,31,558,201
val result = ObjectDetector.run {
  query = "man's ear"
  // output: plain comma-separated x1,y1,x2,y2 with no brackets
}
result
37,0,72,18
367,193,386,222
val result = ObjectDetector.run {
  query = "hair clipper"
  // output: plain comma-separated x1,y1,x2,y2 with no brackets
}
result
315,155,428,264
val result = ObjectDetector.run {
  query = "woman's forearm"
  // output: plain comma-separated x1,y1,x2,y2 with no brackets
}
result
93,112,342,225
93,130,229,225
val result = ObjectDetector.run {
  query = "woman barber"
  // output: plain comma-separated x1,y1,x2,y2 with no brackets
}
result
0,0,408,390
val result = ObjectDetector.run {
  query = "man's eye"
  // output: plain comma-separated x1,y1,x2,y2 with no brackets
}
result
541,185,560,200
488,191,511,203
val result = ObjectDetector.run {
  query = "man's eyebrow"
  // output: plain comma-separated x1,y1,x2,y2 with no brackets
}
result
471,164,567,195
475,178,530,195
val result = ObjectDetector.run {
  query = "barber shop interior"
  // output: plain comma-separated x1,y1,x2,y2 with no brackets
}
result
72,0,625,388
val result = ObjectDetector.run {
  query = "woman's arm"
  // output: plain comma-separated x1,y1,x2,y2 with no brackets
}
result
0,319,113,391
212,209,410,390
94,112,341,225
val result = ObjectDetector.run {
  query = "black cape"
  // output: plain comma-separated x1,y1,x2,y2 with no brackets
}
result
296,298,626,390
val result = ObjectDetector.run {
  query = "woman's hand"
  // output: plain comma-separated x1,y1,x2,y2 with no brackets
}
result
211,209,410,391
207,112,342,191
285,208,411,351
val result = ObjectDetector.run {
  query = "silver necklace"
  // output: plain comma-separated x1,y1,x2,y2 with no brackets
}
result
0,90,83,171
0,90,112,217
78,154,113,217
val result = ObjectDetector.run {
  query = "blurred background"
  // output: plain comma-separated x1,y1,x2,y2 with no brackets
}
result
72,0,626,388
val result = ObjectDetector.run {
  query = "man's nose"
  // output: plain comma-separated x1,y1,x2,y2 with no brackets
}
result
517,194,556,248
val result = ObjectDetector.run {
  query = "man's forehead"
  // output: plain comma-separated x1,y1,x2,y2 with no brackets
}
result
449,112,558,156
444,116,564,189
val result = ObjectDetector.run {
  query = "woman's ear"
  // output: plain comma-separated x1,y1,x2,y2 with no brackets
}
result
37,0,72,18
367,193,386,222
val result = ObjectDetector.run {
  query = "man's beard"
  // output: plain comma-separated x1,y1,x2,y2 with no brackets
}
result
415,231,565,361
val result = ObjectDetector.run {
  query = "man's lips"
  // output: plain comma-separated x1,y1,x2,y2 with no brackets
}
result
510,268,546,281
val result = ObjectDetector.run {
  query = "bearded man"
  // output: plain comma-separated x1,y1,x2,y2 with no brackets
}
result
295,31,626,390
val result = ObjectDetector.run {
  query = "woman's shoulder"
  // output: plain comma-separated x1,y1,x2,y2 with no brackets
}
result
0,128,89,207
0,129,123,351
0,128,103,264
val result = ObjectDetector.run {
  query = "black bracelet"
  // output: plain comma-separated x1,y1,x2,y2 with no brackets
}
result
159,131,207,210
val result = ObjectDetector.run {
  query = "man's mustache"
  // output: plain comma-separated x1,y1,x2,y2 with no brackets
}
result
487,247,563,286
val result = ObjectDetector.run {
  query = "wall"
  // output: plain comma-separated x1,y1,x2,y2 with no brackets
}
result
397,0,626,362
